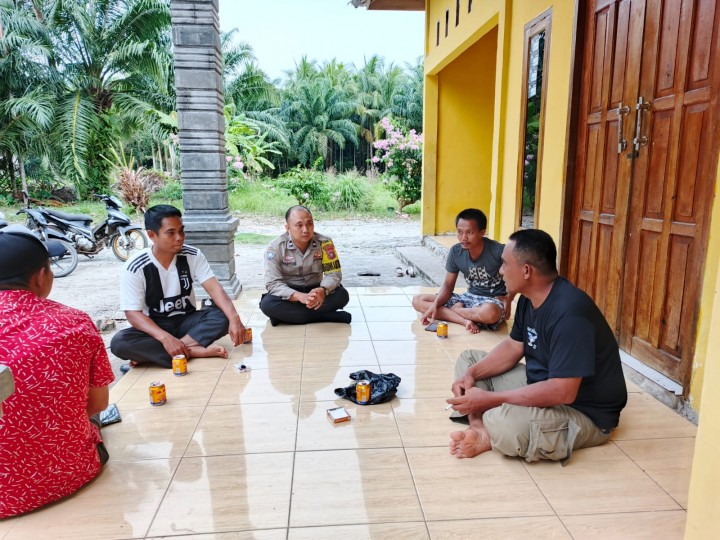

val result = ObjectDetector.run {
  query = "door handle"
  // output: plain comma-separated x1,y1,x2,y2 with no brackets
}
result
617,103,631,154
633,96,651,155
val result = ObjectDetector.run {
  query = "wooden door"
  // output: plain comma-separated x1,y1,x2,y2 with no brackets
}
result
619,0,720,385
567,0,646,333
568,0,720,387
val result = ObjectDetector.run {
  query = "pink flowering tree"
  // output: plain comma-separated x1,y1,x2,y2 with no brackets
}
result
372,117,423,212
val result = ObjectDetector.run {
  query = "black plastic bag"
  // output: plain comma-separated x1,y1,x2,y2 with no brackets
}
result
335,370,401,405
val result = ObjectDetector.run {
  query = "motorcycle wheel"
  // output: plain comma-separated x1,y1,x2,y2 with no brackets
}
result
50,241,79,278
111,229,148,261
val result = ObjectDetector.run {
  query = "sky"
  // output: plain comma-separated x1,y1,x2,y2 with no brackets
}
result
217,0,425,80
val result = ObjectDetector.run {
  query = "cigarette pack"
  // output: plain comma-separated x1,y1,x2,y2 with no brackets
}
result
326,406,351,424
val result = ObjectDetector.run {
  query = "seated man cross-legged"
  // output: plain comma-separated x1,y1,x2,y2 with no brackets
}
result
412,208,511,334
0,226,113,518
260,205,351,326
111,205,246,369
446,229,628,463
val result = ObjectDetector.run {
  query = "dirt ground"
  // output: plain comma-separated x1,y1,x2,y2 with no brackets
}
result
47,215,427,381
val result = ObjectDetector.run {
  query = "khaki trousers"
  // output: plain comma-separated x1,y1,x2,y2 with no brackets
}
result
455,350,611,465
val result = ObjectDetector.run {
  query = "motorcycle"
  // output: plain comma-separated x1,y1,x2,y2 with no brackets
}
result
4,209,79,278
23,192,148,262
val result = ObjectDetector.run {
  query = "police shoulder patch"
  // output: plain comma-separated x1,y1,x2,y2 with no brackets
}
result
265,251,275,260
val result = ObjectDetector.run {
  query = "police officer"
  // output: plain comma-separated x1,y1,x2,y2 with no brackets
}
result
260,205,351,326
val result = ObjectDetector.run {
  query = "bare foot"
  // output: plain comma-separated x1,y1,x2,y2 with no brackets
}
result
188,344,228,359
464,319,480,334
449,427,492,458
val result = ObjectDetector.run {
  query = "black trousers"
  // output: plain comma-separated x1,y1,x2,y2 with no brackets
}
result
110,306,229,368
259,285,350,324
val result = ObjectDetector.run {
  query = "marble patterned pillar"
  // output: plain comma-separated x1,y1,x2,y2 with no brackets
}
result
170,0,241,298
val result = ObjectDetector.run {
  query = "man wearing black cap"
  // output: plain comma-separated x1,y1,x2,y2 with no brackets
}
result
0,226,114,518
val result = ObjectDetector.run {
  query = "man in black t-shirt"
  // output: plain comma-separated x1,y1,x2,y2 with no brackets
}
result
446,229,627,463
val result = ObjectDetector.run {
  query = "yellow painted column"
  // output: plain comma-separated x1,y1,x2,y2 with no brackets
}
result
684,165,720,538
421,74,439,235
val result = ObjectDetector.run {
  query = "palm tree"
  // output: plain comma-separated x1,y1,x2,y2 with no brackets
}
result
222,30,278,111
392,57,424,132
43,0,172,196
0,0,55,198
280,78,359,168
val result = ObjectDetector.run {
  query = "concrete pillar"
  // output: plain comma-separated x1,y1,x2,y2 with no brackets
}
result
170,0,241,298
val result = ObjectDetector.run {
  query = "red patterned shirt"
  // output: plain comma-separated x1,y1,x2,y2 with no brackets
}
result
0,290,114,518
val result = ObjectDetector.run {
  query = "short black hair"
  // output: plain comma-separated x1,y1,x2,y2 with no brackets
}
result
455,208,487,231
508,229,558,276
145,205,182,233
285,205,312,222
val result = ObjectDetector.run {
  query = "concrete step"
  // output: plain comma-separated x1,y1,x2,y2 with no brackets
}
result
396,245,467,289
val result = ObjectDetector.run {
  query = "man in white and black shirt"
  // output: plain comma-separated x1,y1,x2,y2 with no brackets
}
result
111,205,246,369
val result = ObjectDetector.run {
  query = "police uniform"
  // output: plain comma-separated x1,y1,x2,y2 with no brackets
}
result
260,232,350,325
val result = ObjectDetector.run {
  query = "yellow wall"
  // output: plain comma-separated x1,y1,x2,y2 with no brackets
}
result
421,0,576,240
496,0,577,241
685,167,720,534
433,28,497,233
421,0,505,234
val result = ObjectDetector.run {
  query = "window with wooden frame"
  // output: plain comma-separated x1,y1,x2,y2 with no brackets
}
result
516,9,551,229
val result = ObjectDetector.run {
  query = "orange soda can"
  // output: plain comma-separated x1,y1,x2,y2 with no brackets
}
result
356,379,371,404
244,327,253,343
172,354,188,376
149,382,166,405
437,321,449,339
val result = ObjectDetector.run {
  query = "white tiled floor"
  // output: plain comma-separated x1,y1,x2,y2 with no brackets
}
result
0,287,695,539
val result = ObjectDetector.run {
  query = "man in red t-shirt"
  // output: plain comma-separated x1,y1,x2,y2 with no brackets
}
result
0,226,114,518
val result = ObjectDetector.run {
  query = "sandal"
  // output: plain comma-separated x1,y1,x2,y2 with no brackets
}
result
406,266,416,277
395,267,404,277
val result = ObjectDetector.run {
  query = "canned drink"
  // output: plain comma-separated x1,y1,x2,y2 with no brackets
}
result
356,379,371,404
172,354,188,376
149,382,166,406
244,327,253,343
437,321,449,339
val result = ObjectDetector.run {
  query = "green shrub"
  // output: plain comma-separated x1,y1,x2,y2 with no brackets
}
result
153,180,183,202
274,167,329,209
228,182,295,215
327,172,372,211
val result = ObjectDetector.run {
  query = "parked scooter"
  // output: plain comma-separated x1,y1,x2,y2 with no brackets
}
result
22,192,148,261
4,209,79,278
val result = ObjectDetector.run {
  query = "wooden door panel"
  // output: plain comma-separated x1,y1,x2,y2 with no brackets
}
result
654,1,683,95
643,109,672,216
601,125,620,212
634,231,659,341
675,104,710,220
582,125,601,210
568,0,644,335
688,0,716,87
663,236,692,354
575,219,594,293
619,0,719,387
610,1,631,104
589,11,610,112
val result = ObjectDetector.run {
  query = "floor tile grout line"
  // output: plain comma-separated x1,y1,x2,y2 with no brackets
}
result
140,364,227,539
285,324,310,532
519,458,569,538
610,439,689,510
375,313,433,534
